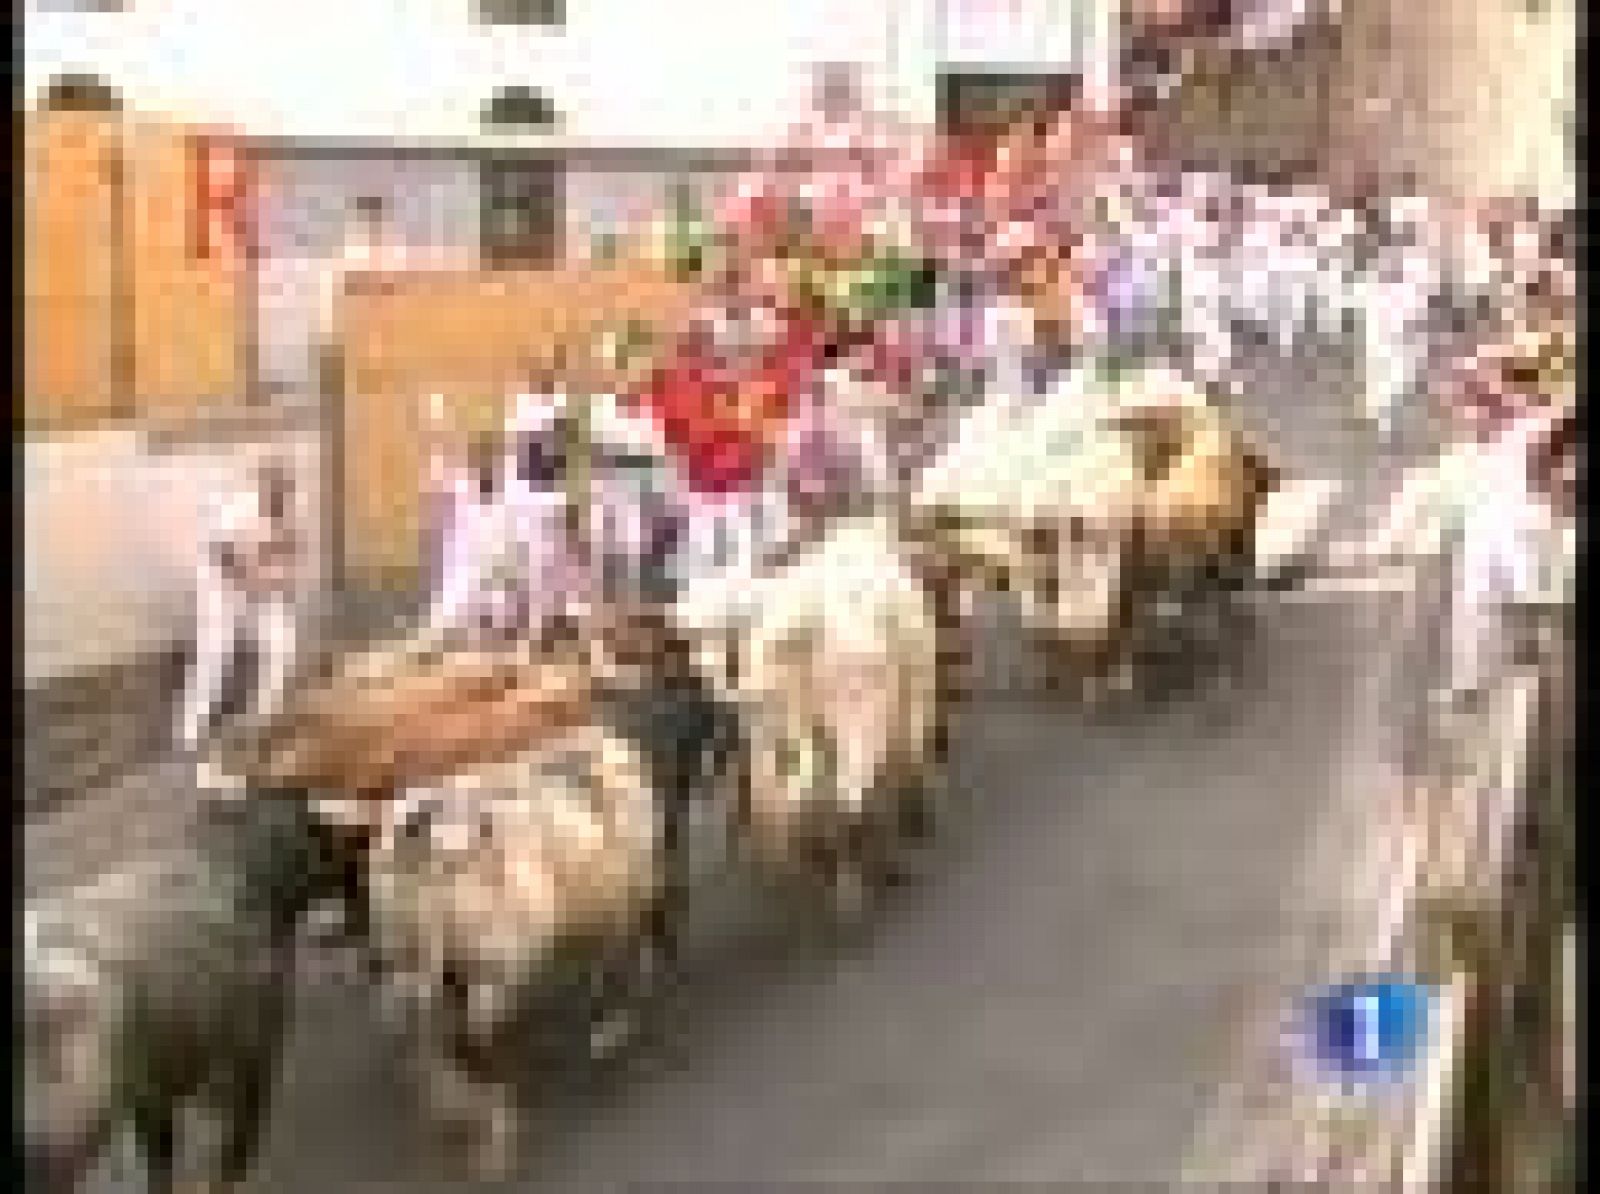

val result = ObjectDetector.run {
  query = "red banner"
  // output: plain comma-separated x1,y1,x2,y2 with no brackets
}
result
192,132,256,262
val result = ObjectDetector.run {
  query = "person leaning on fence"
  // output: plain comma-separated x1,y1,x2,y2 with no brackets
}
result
177,455,310,752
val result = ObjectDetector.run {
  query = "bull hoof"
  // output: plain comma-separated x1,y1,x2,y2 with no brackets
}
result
469,1101,519,1183
824,863,874,932
896,781,941,848
589,1008,643,1062
823,830,893,935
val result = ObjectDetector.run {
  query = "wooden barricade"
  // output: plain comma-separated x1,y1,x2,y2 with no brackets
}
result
337,262,696,590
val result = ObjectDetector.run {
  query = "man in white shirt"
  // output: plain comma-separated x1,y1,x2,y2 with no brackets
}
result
501,380,595,638
1450,401,1573,703
424,430,523,643
589,389,683,603
177,456,309,751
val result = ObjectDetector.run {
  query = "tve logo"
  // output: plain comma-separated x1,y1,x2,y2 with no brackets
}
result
1295,979,1434,1085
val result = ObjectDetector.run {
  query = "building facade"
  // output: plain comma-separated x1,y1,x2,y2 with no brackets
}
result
23,1,1117,143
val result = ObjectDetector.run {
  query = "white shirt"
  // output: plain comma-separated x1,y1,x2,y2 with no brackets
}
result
199,488,304,604
1461,416,1573,605
430,492,530,635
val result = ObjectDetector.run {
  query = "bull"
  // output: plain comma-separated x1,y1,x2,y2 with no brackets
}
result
907,366,1285,702
674,514,951,930
22,789,347,1194
365,721,665,1180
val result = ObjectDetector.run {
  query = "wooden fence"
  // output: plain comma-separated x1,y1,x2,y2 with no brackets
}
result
334,262,697,589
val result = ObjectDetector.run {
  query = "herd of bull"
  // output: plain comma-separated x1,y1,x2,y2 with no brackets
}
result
24,364,1304,1192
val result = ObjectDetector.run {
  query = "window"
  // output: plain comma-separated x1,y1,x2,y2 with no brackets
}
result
936,73,1078,139
480,155,563,268
482,86,561,133
476,0,564,26
38,72,123,113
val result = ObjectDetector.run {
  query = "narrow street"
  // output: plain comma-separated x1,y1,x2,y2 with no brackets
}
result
25,334,1446,1190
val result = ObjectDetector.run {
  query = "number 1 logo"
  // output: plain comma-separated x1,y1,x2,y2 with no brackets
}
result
1300,979,1433,1084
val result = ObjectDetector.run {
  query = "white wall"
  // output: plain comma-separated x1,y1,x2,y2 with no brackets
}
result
24,1,1117,144
23,428,323,685
24,1,562,141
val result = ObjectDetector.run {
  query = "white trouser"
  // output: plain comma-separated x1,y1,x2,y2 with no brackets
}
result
1360,249,1438,434
178,586,299,748
1176,252,1234,385
1450,494,1544,700
849,418,897,501
426,543,498,638
677,488,788,584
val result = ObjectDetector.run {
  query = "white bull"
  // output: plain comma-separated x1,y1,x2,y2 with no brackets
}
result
675,514,947,926
367,723,662,1179
910,368,1155,696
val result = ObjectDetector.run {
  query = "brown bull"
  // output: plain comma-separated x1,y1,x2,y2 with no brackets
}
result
1114,403,1283,687
1122,403,1282,584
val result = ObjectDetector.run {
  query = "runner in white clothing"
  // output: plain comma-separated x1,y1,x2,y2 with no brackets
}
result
176,458,308,750
424,433,525,642
502,380,594,638
1450,405,1574,702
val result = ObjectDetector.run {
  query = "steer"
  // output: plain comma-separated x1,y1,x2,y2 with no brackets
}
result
723,514,947,927
367,722,662,1180
22,789,346,1194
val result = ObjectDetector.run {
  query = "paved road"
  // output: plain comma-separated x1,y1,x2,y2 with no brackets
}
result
29,332,1439,1189
43,584,1411,1192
